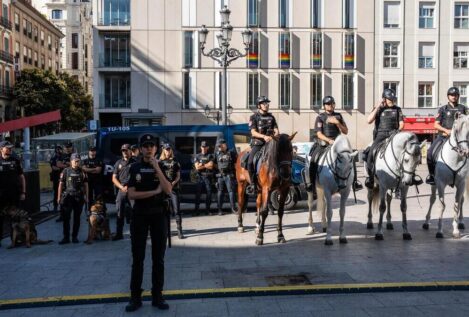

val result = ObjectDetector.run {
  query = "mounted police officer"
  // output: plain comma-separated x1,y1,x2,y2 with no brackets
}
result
111,144,134,240
125,134,172,312
82,146,103,208
247,96,279,194
0,141,26,248
49,145,63,214
307,96,363,199
57,153,88,244
160,143,184,239
426,87,468,185
193,141,215,215
215,139,238,216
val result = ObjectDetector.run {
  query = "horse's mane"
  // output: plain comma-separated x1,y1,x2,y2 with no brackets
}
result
261,134,290,176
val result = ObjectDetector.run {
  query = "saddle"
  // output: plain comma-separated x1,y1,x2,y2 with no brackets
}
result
430,138,446,162
309,140,330,165
362,138,390,164
241,147,265,171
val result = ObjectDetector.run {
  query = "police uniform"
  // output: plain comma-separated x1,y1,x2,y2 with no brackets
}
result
126,134,169,312
59,157,87,243
0,143,24,243
194,143,215,214
215,143,237,215
49,147,62,213
113,153,134,238
427,103,468,178
82,150,104,208
160,153,184,238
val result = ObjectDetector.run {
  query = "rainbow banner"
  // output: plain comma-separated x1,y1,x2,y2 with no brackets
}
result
344,54,354,69
279,53,290,68
247,52,259,68
311,54,321,68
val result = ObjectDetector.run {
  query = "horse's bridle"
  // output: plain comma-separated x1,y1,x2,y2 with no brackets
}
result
382,136,420,181
278,160,292,182
324,148,353,184
448,125,469,157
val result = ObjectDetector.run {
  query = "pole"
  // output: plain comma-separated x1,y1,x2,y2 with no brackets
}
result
23,127,31,170
222,63,228,126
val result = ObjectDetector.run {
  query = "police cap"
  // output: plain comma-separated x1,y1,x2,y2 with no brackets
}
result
0,141,13,148
120,144,130,151
139,134,156,146
89,146,97,151
322,96,335,105
162,143,172,150
256,96,271,105
200,141,208,148
70,153,80,161
217,138,227,145
64,142,73,148
447,87,460,96
130,144,139,151
382,89,396,101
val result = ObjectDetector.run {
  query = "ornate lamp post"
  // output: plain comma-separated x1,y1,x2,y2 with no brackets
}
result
199,6,253,125
204,104,233,125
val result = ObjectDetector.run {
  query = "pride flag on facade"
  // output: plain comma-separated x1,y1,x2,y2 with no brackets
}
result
248,52,259,68
311,54,321,68
344,54,354,69
279,53,290,68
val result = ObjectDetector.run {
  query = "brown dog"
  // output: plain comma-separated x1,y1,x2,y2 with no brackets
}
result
85,200,111,244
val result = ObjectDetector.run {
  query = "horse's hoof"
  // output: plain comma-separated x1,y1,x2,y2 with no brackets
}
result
453,232,461,239
255,238,263,246
325,239,333,246
422,223,430,230
237,226,244,233
278,237,287,243
458,223,465,230
366,223,374,230
386,223,394,230
339,237,348,244
436,232,444,239
375,234,384,240
306,227,315,235
322,227,327,233
403,233,412,240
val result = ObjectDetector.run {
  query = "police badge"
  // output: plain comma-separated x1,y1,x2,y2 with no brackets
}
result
136,174,142,182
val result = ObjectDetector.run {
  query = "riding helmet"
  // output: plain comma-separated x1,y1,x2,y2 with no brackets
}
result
256,96,271,106
447,87,460,96
382,89,396,101
322,96,335,105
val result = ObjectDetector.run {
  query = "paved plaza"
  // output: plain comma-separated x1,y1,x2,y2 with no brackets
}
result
1,166,469,316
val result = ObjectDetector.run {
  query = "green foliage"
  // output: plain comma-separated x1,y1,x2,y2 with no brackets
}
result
13,68,92,132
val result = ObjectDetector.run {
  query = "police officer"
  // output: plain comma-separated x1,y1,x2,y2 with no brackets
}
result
248,96,279,194
125,134,172,312
82,146,103,208
49,145,63,213
426,87,468,184
55,142,72,222
215,139,238,215
193,141,215,215
0,141,26,248
159,143,184,239
130,144,141,162
307,96,363,199
57,153,88,244
111,144,133,241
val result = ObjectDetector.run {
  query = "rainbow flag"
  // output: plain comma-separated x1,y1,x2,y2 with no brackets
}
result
344,54,354,69
311,54,321,68
247,52,259,68
279,53,290,68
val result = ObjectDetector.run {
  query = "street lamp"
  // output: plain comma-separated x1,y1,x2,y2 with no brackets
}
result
199,6,252,125
204,104,233,125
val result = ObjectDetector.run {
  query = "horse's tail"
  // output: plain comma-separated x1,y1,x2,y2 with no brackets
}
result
371,186,380,214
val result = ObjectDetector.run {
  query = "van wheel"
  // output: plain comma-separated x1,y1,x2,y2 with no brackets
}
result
270,186,298,211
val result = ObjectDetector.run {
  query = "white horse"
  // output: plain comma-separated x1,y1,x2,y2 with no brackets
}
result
306,135,358,245
367,132,423,240
304,160,324,235
423,115,469,238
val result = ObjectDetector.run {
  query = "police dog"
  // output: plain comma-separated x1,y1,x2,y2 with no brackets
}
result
85,199,111,244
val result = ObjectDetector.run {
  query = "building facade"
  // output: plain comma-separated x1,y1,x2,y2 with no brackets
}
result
92,0,469,149
0,0,14,123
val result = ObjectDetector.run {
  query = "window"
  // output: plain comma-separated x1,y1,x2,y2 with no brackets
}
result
418,83,433,107
48,35,52,50
48,58,52,71
183,72,197,109
72,33,78,49
344,33,355,69
51,9,62,20
40,30,44,46
184,31,193,68
311,32,322,68
182,0,196,26
247,73,259,108
279,0,290,28
14,13,19,32
103,34,130,67
383,42,399,68
248,0,259,26
279,32,290,68
384,1,400,28
418,43,434,68
419,3,435,28
383,82,399,105
72,52,78,69
343,73,354,109
279,73,290,109
28,48,31,65
454,43,469,68
247,31,259,68
455,3,469,28
33,27,38,42
34,51,38,67
311,0,322,28
27,21,31,38
100,0,131,26
4,37,8,54
311,73,322,109
23,19,26,35
15,42,19,58
454,83,468,105
5,69,10,88
41,55,45,69
343,0,355,28
23,46,27,64
103,75,131,109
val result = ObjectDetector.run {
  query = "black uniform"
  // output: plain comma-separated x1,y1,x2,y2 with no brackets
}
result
127,160,168,301
113,157,134,236
59,167,87,241
160,158,183,236
193,153,215,214
49,152,62,212
215,149,237,214
0,154,23,241
82,156,104,207
427,103,468,176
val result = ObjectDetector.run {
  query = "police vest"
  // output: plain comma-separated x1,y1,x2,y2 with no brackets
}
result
216,151,233,174
320,112,341,139
439,104,466,130
196,154,214,176
64,168,85,195
251,113,276,146
161,159,178,182
377,107,399,132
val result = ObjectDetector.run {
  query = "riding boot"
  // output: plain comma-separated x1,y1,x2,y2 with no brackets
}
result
248,170,258,195
426,163,436,185
352,161,363,191
308,163,318,200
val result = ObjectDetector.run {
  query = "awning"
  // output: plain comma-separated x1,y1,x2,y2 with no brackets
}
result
403,117,436,134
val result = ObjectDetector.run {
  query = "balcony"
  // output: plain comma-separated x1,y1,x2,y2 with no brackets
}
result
0,16,12,30
98,54,130,68
98,17,130,27
99,94,131,109
0,50,14,64
0,85,13,99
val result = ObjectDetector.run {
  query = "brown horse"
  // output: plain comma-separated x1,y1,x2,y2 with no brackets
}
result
235,133,297,245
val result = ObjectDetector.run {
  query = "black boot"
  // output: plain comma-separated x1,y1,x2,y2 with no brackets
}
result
125,291,143,312
353,181,363,191
247,170,258,195
426,163,436,185
365,176,374,189
152,292,169,310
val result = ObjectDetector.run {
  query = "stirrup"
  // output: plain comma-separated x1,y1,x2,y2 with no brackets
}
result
425,175,435,185
246,184,257,196
412,175,423,186
353,181,363,191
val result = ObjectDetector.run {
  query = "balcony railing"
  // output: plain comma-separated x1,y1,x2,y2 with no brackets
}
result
98,54,130,68
0,16,12,30
0,85,13,99
98,17,130,26
99,94,131,109
0,50,14,64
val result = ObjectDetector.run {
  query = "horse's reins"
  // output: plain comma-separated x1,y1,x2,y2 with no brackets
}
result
380,135,420,183
321,146,353,187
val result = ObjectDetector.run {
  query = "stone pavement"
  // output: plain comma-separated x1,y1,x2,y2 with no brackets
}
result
1,166,469,316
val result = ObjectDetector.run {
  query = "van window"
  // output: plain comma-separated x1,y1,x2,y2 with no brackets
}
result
175,137,194,155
